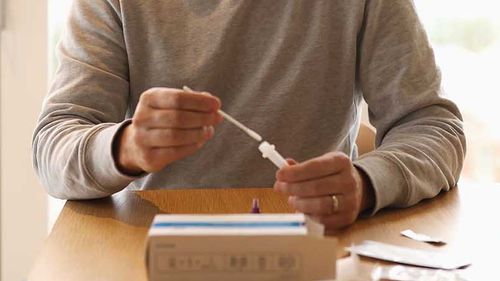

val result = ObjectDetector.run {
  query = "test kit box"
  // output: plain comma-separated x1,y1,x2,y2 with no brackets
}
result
146,214,337,281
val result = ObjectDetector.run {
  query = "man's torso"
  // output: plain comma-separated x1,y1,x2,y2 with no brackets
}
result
119,0,366,189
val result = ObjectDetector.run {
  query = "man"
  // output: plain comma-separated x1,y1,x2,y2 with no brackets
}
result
33,0,466,230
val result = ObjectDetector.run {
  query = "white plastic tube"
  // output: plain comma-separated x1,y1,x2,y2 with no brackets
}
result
258,141,289,168
182,86,262,142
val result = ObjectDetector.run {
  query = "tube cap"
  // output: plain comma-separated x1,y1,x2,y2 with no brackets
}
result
258,141,288,168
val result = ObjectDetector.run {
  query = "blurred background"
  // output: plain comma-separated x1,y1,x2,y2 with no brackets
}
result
1,0,499,280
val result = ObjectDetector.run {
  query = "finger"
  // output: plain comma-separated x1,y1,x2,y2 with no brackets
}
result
274,174,353,197
156,143,204,162
136,109,221,129
182,87,212,97
141,88,221,112
286,158,299,165
141,143,204,173
288,195,345,215
310,214,357,230
276,152,350,182
137,127,214,147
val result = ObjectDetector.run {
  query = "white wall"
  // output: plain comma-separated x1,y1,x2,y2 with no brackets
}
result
1,0,48,280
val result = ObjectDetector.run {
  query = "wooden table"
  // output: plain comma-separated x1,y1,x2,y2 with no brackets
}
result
28,184,499,280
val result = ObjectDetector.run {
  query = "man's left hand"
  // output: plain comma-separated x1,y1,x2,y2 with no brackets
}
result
274,152,374,230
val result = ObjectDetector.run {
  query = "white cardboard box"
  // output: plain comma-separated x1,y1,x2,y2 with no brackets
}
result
146,214,337,281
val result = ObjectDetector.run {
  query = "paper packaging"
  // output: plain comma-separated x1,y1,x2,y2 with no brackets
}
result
371,265,467,281
349,240,471,270
400,229,446,245
146,214,337,281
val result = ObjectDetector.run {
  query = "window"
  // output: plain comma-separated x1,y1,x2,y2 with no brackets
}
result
414,0,500,183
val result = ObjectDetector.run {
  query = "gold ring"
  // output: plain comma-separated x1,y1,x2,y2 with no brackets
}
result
331,195,339,214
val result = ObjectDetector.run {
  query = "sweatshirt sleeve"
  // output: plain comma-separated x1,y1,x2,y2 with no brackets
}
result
32,0,141,199
352,0,466,214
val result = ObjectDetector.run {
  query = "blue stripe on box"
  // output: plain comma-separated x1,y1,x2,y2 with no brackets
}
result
153,222,304,228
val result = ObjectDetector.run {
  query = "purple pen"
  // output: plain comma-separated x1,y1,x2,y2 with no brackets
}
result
251,198,261,214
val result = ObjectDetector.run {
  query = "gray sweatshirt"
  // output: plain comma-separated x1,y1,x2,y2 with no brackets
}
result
33,0,466,214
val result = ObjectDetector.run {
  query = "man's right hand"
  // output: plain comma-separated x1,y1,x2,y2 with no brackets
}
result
114,87,222,175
